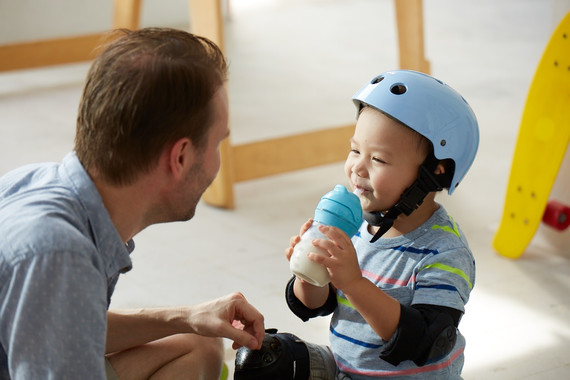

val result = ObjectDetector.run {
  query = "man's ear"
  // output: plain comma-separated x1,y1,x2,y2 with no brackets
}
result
167,137,195,180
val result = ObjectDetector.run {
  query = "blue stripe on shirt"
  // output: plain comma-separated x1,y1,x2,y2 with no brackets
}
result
330,325,382,349
394,245,439,256
415,284,458,292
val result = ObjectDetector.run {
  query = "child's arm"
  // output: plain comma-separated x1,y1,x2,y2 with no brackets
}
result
285,219,333,316
310,225,468,365
341,277,401,341
292,275,331,308
380,303,462,366
285,276,337,322
307,224,401,341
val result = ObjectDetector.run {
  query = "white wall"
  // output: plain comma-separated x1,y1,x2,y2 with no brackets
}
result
0,0,190,44
1,0,567,45
553,0,570,23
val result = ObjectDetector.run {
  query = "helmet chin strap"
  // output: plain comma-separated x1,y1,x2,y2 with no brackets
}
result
364,154,449,243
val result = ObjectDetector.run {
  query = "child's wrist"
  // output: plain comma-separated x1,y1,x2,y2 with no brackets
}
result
296,276,319,288
340,276,366,297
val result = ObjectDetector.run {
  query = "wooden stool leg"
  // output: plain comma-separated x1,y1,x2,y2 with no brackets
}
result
202,139,235,208
394,0,431,74
188,0,225,51
113,0,143,29
188,0,235,208
187,0,432,209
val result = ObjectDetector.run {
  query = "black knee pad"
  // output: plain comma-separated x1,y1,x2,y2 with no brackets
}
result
234,328,310,380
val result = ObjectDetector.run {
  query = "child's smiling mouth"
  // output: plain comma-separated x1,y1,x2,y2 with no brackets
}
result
353,185,370,196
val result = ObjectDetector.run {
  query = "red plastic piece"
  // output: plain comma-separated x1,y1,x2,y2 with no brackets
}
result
542,200,570,231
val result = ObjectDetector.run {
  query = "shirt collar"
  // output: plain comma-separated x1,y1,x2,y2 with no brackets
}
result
61,152,133,275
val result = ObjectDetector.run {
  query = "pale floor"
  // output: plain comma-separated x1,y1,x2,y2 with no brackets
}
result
1,0,569,379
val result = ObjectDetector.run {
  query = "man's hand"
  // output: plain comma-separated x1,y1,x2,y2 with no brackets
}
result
188,292,265,350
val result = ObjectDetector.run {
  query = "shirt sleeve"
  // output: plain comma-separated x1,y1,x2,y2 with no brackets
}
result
378,244,474,366
412,246,475,311
1,250,109,379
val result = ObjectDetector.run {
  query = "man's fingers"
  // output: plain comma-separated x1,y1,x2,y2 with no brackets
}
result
227,325,261,350
229,294,265,349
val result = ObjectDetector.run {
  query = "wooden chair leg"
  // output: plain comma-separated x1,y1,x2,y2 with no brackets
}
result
113,0,143,29
187,0,235,208
188,0,225,51
197,0,432,209
394,0,430,74
202,139,236,208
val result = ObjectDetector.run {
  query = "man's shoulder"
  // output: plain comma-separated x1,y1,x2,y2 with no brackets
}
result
0,214,95,268
0,170,95,268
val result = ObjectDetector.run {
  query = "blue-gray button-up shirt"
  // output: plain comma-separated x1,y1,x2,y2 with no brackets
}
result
0,152,133,379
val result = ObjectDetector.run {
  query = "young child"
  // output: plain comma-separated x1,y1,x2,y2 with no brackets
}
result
234,70,479,379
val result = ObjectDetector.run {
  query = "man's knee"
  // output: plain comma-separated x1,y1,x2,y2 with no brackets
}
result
165,334,225,378
198,335,224,359
179,334,224,362
107,334,225,379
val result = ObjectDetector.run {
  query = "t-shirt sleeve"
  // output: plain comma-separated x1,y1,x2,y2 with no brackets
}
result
412,246,475,311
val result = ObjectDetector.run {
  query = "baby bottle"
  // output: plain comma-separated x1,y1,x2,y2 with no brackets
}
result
289,185,362,287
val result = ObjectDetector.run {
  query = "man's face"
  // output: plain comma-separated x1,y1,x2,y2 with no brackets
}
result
177,86,229,221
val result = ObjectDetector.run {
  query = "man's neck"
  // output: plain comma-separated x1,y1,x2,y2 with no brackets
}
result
91,173,156,243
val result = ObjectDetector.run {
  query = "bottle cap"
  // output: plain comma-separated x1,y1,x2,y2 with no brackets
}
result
313,185,362,237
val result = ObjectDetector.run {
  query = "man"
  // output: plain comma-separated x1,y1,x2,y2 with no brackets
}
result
0,28,264,379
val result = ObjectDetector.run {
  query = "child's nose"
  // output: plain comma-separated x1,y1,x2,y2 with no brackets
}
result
352,158,368,178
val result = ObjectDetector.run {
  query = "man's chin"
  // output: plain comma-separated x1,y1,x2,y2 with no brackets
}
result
172,205,197,223
181,208,196,222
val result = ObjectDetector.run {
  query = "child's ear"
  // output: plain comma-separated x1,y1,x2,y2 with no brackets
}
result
434,163,446,175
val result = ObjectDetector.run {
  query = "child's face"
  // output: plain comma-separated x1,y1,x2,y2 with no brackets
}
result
344,107,428,214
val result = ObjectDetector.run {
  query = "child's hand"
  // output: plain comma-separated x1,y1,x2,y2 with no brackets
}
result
284,218,313,262
308,224,362,291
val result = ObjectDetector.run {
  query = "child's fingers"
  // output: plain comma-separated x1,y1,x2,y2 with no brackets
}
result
289,235,300,247
284,247,294,261
318,224,351,248
299,218,313,235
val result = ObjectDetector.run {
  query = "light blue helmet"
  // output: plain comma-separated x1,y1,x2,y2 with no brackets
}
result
352,70,479,194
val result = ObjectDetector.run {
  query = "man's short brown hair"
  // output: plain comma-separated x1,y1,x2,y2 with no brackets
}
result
75,28,228,185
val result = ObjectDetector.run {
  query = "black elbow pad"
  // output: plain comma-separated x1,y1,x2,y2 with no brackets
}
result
285,276,337,322
380,304,461,366
422,324,457,365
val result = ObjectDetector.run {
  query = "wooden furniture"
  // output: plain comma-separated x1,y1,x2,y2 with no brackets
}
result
0,0,430,208
0,0,224,70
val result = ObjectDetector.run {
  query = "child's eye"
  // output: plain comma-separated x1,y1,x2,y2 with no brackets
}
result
350,148,360,155
372,156,386,164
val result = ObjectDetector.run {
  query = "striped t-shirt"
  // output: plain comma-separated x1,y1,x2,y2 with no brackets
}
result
330,205,475,379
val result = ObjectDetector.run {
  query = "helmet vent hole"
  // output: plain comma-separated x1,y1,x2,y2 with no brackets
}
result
390,84,407,95
371,76,384,84
440,139,446,147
